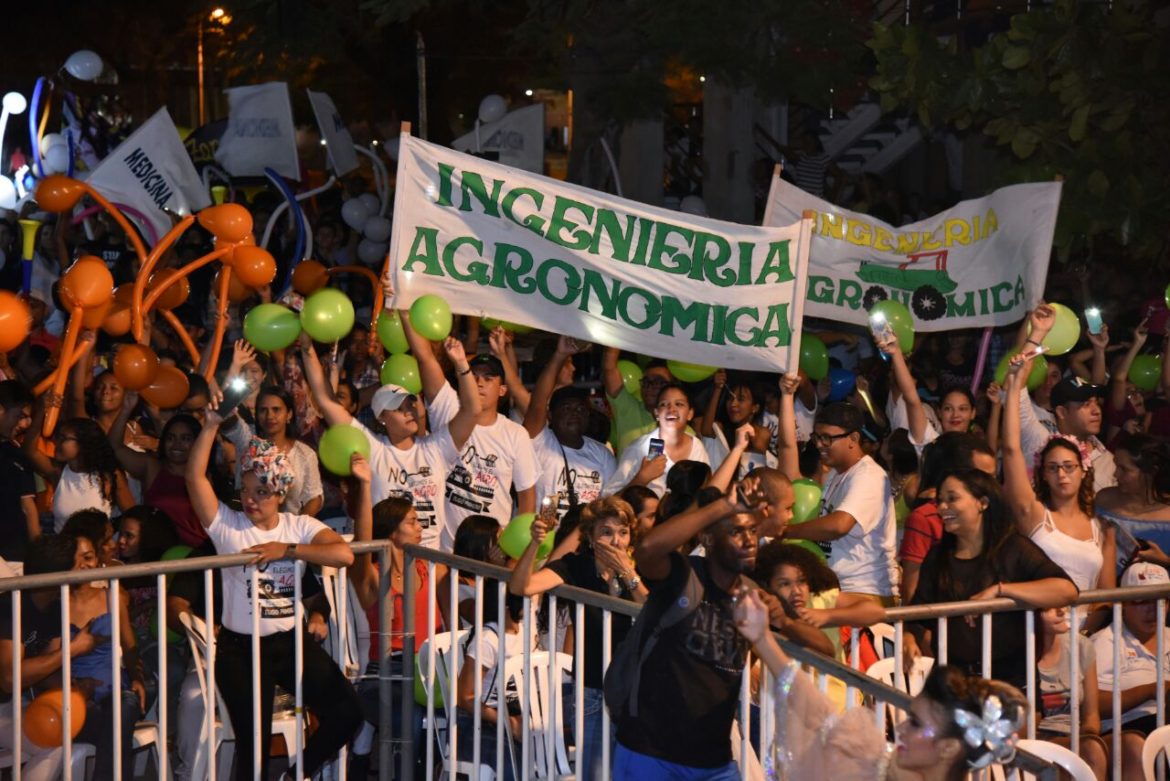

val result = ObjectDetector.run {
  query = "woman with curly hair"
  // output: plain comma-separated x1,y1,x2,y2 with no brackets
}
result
24,414,132,532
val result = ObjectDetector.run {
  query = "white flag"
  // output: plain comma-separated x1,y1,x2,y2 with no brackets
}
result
307,90,358,176
215,82,299,180
762,175,1061,330
86,108,210,246
451,105,545,174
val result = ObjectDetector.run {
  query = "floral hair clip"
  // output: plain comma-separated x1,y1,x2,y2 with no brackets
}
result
954,694,1019,769
1033,432,1093,473
242,437,294,494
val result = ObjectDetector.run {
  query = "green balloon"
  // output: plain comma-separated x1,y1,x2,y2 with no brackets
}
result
498,513,555,560
318,424,372,476
1038,303,1080,356
994,349,1049,391
376,311,409,354
1129,354,1162,392
301,289,355,343
868,299,915,354
784,539,827,562
799,335,829,381
481,317,532,334
380,354,422,394
409,295,452,341
667,360,716,383
616,359,643,398
161,545,193,561
243,303,301,352
791,478,823,523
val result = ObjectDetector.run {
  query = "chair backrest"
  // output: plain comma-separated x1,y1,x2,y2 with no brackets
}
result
318,567,368,676
868,623,897,660
417,629,471,718
1015,739,1096,781
501,651,573,780
179,612,233,739
1143,723,1170,781
865,656,934,695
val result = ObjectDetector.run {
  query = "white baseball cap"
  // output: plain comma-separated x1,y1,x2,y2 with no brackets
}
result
371,384,415,416
1121,561,1170,588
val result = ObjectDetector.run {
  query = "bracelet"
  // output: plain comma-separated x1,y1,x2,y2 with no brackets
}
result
458,367,472,376
1025,338,1042,347
287,543,298,559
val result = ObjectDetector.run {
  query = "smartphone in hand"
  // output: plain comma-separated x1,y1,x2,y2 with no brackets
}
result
648,437,665,458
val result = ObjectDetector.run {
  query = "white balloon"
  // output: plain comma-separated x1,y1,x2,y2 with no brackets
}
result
679,195,708,216
39,133,65,157
64,50,103,81
340,198,372,232
0,176,15,210
363,216,392,243
478,94,507,124
44,145,70,174
358,193,380,214
357,239,388,265
2,92,26,115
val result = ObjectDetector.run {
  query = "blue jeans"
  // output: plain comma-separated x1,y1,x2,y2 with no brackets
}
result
564,686,613,781
613,744,741,781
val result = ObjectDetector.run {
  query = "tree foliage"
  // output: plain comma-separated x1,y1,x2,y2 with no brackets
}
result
868,0,1170,263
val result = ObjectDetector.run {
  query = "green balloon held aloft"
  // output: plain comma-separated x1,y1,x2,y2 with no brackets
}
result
498,512,555,560
799,335,829,381
376,311,409,354
381,354,422,394
1129,354,1163,392
790,478,823,523
616,359,643,398
409,295,452,341
318,424,372,476
667,360,716,383
243,303,301,352
1035,303,1080,356
994,349,1049,391
868,299,915,354
301,288,355,343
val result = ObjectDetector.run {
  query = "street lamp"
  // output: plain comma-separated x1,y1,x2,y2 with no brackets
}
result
197,6,231,126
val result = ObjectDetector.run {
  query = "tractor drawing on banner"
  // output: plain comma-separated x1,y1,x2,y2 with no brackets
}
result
858,249,957,321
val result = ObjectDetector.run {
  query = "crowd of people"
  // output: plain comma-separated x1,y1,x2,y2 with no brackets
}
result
0,174,1168,781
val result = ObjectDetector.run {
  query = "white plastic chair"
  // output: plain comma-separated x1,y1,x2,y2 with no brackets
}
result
1143,723,1170,781
318,566,370,679
501,651,574,780
865,655,934,731
0,744,95,781
179,613,299,779
868,622,898,660
1012,739,1096,781
417,629,497,780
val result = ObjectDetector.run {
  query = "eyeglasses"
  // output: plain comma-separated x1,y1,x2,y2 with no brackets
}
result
1044,462,1081,475
812,431,852,446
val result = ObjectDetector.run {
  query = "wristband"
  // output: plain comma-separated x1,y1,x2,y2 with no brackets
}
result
458,367,472,376
287,543,298,559
1025,338,1042,347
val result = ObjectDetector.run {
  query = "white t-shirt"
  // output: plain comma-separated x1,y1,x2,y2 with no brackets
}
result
348,419,459,550
206,504,329,635
531,427,615,519
225,424,324,514
464,621,537,708
429,384,538,549
819,455,898,597
52,466,113,531
609,429,710,497
1093,622,1170,731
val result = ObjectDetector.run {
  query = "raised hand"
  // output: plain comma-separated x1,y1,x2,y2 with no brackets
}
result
488,326,512,358
350,453,371,484
731,474,770,514
1028,303,1056,336
779,373,801,396
733,423,753,451
442,336,468,367
229,339,256,374
733,588,770,644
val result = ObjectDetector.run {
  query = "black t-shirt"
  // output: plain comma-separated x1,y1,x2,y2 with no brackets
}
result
911,532,1073,688
545,550,634,690
0,440,37,562
616,553,748,768
0,592,63,703
82,239,136,285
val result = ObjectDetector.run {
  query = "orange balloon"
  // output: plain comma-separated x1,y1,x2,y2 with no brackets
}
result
214,268,255,303
39,690,86,738
148,268,191,311
197,204,253,243
140,365,190,409
101,285,135,337
24,701,63,748
81,299,112,329
231,246,277,289
113,343,160,391
59,256,115,310
0,291,32,352
292,260,330,296
34,175,86,213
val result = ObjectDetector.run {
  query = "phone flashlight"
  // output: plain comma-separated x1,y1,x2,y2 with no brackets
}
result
1085,307,1103,335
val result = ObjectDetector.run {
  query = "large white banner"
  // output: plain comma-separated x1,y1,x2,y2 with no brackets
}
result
763,175,1062,329
87,108,210,246
388,136,812,373
306,89,358,177
451,105,545,174
215,82,299,180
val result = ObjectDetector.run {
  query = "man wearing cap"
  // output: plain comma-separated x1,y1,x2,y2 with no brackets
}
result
1018,305,1116,492
299,333,480,550
524,336,615,519
406,318,538,550
1093,561,1170,741
781,401,899,604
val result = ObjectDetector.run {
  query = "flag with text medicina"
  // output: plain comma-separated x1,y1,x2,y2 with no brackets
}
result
215,82,299,180
763,175,1061,330
87,107,210,246
387,135,812,373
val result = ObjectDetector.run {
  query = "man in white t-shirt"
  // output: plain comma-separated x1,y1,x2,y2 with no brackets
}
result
406,319,537,549
522,336,615,519
299,333,479,549
782,401,898,603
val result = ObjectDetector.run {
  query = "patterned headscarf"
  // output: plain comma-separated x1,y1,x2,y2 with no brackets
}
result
241,437,294,495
